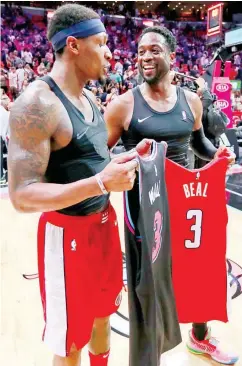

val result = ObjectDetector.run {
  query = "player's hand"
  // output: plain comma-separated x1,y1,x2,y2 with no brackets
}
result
214,146,236,165
135,139,153,158
99,151,138,192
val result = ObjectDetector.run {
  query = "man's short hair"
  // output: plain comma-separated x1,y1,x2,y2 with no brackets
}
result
47,4,100,55
139,26,177,53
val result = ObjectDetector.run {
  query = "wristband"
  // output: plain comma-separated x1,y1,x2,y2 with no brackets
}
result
95,173,109,195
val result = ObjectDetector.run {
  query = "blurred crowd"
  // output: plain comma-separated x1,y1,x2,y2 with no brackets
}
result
1,3,242,184
1,4,242,110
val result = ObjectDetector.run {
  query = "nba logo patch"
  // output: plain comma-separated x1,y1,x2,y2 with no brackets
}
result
115,291,122,307
182,111,187,120
71,239,77,251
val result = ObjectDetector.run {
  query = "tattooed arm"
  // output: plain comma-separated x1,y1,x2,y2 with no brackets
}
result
8,86,138,213
7,89,102,213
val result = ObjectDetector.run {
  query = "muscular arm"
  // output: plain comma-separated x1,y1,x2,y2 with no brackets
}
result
8,91,104,213
104,91,133,149
185,90,217,160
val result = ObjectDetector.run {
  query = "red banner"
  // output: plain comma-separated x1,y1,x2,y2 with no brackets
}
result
212,77,233,129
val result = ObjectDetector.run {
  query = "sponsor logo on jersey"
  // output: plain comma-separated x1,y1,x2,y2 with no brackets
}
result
215,100,229,109
76,127,89,140
216,83,229,92
138,115,152,123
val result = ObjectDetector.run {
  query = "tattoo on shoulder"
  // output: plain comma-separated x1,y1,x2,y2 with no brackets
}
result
10,94,58,145
8,92,59,190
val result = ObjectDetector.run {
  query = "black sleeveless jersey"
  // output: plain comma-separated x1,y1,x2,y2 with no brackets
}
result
122,85,195,168
124,141,181,366
41,76,110,216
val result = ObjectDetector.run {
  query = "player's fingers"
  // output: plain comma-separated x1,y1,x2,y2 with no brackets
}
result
220,146,227,152
228,155,235,165
136,139,153,156
128,171,136,182
215,146,229,159
123,159,138,172
113,151,138,164
127,170,136,179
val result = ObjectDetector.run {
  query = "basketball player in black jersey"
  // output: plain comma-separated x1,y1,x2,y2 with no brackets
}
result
105,26,237,365
6,5,152,366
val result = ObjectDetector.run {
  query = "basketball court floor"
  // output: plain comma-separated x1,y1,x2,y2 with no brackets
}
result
1,182,242,366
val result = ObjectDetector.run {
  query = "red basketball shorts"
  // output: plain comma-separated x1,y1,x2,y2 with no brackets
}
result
37,204,123,357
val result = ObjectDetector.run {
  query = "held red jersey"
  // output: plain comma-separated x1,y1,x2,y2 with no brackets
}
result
165,157,229,323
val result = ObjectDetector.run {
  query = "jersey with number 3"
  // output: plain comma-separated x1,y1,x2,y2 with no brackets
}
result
124,141,181,366
165,157,229,323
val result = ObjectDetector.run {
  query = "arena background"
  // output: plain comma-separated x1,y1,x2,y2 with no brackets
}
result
1,1,242,366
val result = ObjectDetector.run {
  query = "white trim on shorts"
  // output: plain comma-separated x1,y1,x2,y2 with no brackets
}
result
43,222,67,357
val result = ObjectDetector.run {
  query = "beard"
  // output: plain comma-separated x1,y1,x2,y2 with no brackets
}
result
142,72,162,85
138,64,170,85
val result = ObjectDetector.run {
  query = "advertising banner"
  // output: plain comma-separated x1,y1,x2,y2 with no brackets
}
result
212,77,233,129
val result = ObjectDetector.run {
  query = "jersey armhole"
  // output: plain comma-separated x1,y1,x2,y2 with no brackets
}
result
180,87,196,122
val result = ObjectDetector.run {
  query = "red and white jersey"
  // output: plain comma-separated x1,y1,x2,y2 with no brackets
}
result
165,157,229,323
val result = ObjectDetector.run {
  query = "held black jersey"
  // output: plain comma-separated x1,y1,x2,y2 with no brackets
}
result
124,141,181,366
41,76,110,216
122,85,195,167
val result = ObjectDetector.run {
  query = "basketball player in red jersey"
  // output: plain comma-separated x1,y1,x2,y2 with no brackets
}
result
104,26,238,364
7,4,150,366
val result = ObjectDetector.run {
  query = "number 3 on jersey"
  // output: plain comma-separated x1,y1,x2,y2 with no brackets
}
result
152,210,162,262
185,209,203,249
